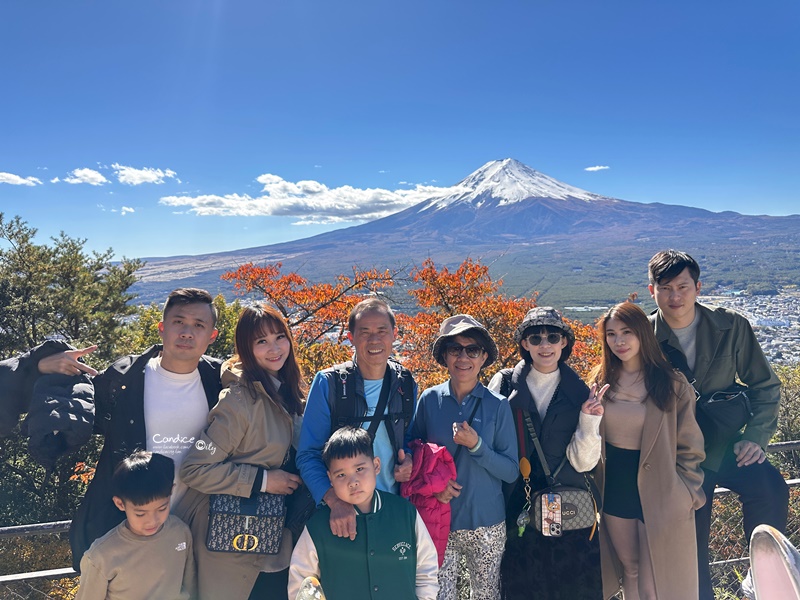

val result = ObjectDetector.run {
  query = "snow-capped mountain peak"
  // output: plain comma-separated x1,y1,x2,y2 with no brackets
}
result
419,158,610,211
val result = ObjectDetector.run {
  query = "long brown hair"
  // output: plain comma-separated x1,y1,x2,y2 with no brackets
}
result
590,302,678,412
233,304,306,415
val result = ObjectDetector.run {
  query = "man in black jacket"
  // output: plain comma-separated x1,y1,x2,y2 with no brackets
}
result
34,288,223,571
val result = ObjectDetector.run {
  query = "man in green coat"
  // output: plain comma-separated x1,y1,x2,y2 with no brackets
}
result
648,249,788,600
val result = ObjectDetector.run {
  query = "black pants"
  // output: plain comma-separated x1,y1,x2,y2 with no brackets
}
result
696,446,789,600
249,568,289,600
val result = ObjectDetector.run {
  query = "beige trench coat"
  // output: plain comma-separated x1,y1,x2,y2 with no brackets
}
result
594,376,706,600
175,361,299,600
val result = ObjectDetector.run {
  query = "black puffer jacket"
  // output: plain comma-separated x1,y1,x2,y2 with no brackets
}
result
22,373,95,469
0,340,74,437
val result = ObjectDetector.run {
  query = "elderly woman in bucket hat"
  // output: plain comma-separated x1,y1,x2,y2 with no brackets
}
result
407,314,518,600
487,307,607,600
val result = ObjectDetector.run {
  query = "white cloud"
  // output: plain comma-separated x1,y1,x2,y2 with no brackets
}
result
121,206,134,215
159,174,461,224
112,163,178,185
51,177,60,183
64,168,109,186
584,165,610,172
0,172,42,186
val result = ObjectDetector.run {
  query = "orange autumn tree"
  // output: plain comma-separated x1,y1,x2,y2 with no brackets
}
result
220,258,601,393
396,258,601,392
221,262,399,376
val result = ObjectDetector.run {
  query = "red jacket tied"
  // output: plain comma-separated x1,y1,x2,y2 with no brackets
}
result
400,438,457,566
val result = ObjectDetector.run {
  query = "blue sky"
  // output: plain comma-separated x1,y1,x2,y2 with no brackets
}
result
1,1,798,258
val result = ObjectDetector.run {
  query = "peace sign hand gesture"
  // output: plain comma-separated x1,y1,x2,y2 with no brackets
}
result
38,345,99,377
581,383,609,416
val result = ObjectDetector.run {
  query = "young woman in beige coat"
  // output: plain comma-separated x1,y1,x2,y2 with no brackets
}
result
590,302,705,600
177,304,306,600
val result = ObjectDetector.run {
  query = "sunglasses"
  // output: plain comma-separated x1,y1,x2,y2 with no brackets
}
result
526,333,563,346
446,344,484,358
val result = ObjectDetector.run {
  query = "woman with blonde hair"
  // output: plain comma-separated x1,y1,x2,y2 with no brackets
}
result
590,302,705,600
179,304,307,600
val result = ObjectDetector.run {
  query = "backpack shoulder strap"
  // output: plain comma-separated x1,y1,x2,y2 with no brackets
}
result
389,359,416,432
327,361,359,436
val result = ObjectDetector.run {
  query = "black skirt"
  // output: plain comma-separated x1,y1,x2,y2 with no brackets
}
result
603,443,644,521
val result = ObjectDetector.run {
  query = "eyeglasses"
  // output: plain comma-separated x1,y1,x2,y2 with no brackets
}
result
526,333,563,346
445,344,484,358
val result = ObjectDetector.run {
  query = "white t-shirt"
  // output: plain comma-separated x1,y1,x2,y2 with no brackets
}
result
143,356,210,505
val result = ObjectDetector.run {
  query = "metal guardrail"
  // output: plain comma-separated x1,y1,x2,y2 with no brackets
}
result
0,521,71,541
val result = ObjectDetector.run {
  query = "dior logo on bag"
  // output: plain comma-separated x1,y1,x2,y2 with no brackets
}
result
206,492,286,554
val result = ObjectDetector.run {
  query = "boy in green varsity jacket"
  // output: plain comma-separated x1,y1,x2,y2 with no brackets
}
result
76,451,196,600
288,427,438,600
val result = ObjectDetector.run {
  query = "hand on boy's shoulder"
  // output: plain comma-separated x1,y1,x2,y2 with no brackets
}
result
324,490,357,541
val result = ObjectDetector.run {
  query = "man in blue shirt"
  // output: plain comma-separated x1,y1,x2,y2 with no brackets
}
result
296,298,416,540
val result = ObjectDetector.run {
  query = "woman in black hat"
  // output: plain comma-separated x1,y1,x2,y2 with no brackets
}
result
488,307,606,600
407,314,519,600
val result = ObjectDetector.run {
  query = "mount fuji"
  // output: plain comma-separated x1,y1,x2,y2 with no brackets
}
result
132,159,800,307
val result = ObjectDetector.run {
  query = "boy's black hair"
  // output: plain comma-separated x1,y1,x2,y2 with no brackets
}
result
322,426,375,470
111,451,174,505
163,287,218,326
648,249,701,286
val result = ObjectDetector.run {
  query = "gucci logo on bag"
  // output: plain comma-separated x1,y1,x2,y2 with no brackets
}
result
232,534,260,551
562,504,578,520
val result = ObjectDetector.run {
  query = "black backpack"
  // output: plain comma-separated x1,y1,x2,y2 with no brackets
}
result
324,359,415,452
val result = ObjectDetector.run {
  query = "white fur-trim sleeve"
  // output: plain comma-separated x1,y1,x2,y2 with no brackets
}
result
566,412,602,473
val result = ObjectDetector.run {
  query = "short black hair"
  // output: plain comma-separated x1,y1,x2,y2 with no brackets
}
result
648,250,701,286
348,297,396,333
112,451,174,505
163,288,218,326
322,427,374,470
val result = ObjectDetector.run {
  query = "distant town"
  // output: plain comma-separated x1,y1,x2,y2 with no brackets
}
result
701,288,800,365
